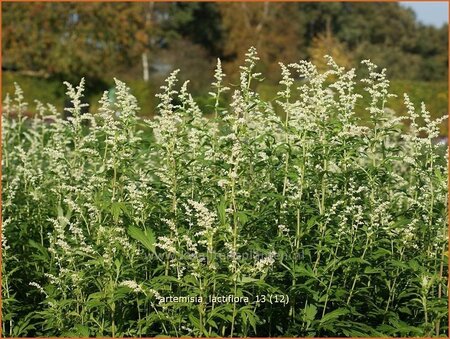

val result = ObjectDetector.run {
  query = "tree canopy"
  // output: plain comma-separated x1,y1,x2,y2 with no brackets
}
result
2,2,448,89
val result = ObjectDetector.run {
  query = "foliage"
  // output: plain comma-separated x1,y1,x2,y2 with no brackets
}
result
308,32,352,72
2,49,448,337
297,2,448,81
3,3,145,82
218,2,305,75
2,2,448,84
2,2,202,83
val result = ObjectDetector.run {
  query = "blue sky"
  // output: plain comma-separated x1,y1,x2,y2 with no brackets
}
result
401,2,448,27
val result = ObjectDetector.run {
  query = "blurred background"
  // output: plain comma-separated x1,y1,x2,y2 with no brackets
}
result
2,2,448,134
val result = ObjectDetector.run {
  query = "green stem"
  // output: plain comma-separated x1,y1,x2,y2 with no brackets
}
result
347,236,370,305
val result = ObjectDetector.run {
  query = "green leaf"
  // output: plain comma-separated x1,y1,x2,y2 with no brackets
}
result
207,318,218,329
113,286,132,301
304,304,317,323
188,313,201,330
338,257,370,267
295,264,316,278
128,225,156,254
217,197,227,225
372,248,392,259
398,306,412,315
236,211,248,225
239,276,258,284
320,308,349,325
111,201,128,222
74,324,89,337
88,292,105,300
307,216,319,228
28,239,50,261
364,267,383,274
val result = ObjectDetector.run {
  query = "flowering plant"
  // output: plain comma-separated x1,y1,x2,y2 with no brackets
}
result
2,48,448,337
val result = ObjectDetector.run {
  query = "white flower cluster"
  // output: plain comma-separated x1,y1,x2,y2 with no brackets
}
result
2,48,447,337
253,251,277,274
119,280,143,293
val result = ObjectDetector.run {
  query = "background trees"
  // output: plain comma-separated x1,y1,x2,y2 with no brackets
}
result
2,2,448,122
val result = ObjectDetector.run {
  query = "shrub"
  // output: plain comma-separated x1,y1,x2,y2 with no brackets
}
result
2,48,448,337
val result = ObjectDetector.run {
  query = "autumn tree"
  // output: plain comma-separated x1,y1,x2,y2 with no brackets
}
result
3,3,146,83
218,2,305,78
2,1,447,88
308,32,353,72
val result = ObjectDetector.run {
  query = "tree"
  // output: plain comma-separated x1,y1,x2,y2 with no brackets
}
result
218,2,305,78
295,2,448,81
308,32,353,72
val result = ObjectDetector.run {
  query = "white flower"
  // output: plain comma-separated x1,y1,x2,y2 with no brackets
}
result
253,251,277,273
120,280,143,293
